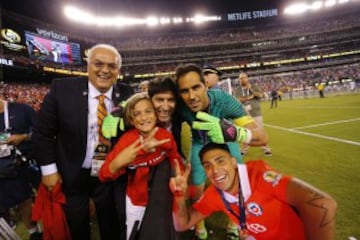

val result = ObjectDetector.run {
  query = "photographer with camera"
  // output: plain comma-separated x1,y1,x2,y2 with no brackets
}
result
233,72,272,156
0,98,42,240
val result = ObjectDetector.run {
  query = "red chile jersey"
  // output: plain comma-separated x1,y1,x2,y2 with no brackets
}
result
99,127,182,206
193,160,306,240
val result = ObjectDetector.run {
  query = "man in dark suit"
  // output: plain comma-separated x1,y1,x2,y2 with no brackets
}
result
32,44,133,239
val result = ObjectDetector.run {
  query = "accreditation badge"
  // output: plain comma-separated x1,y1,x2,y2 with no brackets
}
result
0,132,11,158
90,144,109,177
0,144,11,158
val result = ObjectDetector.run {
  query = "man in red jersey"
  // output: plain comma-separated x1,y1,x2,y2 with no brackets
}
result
169,142,337,240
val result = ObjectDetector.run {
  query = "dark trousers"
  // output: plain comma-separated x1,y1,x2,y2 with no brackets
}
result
137,160,177,240
271,98,277,108
114,160,178,240
63,169,120,240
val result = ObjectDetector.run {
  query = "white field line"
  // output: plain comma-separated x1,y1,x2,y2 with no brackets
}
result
283,106,360,109
292,118,360,130
264,123,360,146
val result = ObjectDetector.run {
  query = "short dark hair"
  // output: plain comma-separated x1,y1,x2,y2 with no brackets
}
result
175,63,205,85
199,142,231,163
203,65,222,76
148,77,178,99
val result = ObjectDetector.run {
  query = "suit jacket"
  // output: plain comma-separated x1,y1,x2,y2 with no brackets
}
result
32,77,133,189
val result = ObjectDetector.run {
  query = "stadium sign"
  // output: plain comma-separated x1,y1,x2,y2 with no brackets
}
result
43,66,87,76
36,28,68,42
0,28,26,51
227,9,278,21
0,58,14,66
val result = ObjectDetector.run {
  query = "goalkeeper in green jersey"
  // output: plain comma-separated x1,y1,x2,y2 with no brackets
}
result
175,64,268,240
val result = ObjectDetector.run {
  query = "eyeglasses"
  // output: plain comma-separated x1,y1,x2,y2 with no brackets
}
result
91,61,119,71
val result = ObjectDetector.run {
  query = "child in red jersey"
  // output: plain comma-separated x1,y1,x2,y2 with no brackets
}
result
99,92,183,239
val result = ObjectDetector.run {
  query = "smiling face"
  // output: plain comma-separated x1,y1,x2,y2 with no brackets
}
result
201,148,239,194
130,99,157,136
151,91,176,125
87,47,120,93
177,71,209,112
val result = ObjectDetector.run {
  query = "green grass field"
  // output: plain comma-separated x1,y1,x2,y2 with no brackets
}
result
15,93,360,239
262,94,360,240
180,93,360,240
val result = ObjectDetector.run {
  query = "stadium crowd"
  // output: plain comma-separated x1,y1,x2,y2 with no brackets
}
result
0,82,49,111
1,63,358,111
1,6,359,78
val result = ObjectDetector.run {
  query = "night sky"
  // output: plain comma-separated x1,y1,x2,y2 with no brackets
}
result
2,0,286,24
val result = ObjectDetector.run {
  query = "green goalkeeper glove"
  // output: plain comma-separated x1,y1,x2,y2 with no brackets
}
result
102,114,120,139
192,111,252,144
101,101,127,138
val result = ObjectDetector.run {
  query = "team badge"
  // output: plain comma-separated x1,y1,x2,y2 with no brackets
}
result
247,202,263,217
263,170,281,186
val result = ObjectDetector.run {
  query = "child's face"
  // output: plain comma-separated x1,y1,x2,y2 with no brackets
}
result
131,99,157,135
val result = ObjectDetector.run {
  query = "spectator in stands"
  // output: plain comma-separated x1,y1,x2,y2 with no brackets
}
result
175,63,268,240
203,65,222,89
0,98,42,240
233,72,272,156
139,80,150,93
169,142,337,240
32,44,133,239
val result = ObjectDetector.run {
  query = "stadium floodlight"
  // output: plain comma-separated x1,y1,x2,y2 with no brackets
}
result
309,1,323,10
64,6,94,24
284,3,308,15
192,14,221,24
160,17,171,24
146,16,159,26
113,17,145,27
172,17,183,24
64,5,220,28
97,17,114,27
324,0,337,7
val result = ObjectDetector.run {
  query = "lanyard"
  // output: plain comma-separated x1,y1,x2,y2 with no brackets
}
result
241,87,250,97
2,101,10,131
216,179,247,231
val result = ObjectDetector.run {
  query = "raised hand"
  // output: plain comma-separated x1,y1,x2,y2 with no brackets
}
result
140,127,171,153
169,159,191,198
109,137,145,173
192,111,251,143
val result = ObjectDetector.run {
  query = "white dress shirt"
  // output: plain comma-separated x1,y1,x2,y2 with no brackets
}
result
41,82,113,175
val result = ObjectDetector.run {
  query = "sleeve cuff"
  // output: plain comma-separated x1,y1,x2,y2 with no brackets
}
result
40,164,58,175
244,128,252,144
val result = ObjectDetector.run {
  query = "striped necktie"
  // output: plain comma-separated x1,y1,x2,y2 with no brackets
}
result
97,95,111,147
